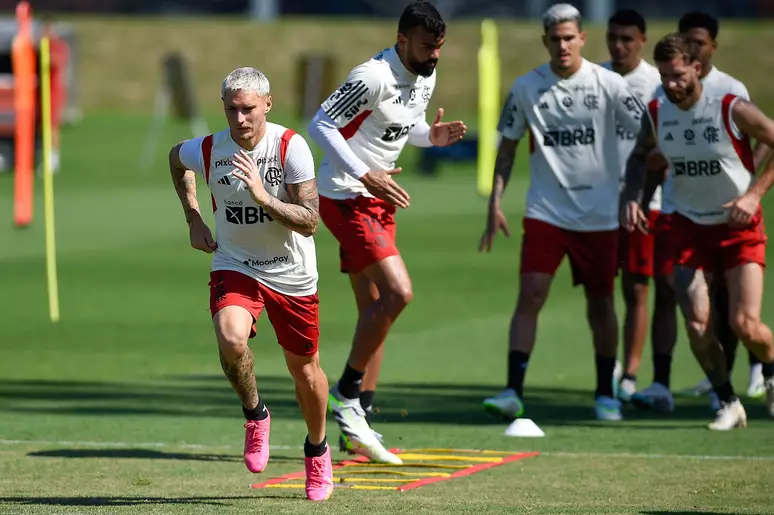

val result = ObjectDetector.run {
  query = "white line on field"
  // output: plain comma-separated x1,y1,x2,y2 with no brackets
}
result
1,439,772,461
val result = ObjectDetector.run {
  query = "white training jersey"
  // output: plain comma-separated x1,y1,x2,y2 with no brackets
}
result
600,59,662,211
498,59,645,231
316,45,436,199
659,67,750,214
648,91,754,225
179,123,318,296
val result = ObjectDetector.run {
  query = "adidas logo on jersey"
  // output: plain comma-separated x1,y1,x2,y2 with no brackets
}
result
217,176,231,186
665,133,674,141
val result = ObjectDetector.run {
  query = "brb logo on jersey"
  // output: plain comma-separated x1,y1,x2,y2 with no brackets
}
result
224,201,274,225
673,159,721,177
543,128,595,147
382,122,416,142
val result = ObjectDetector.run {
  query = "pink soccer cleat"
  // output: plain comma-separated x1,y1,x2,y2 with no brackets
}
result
304,444,334,501
243,410,271,473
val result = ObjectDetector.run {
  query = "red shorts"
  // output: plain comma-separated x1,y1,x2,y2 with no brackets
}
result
653,213,676,277
319,195,399,275
672,212,767,272
619,210,660,277
208,270,319,356
520,217,619,295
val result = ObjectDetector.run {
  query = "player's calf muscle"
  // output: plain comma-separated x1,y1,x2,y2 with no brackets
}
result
219,347,258,409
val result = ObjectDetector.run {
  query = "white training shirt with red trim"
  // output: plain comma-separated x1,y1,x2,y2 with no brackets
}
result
658,67,750,214
315,45,436,199
600,59,662,211
498,59,645,231
178,123,318,296
647,92,754,225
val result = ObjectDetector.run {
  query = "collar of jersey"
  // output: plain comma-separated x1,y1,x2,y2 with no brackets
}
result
385,44,418,81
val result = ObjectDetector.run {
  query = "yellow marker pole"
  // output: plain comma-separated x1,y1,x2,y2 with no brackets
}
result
40,37,60,322
477,18,500,197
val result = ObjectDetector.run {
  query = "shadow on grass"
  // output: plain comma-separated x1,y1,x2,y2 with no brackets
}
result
26,448,304,465
0,496,266,507
1,376,765,429
642,512,741,515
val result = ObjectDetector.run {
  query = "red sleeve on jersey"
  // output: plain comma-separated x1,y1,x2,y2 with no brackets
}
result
201,134,217,213
721,94,755,174
280,129,297,168
647,99,659,137
339,110,373,140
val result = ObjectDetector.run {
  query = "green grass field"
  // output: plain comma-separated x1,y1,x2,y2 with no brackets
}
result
0,110,773,514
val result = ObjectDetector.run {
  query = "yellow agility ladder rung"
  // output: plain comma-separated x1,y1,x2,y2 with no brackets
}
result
408,448,517,456
262,483,396,491
397,453,503,463
344,462,468,470
338,477,418,484
336,469,450,477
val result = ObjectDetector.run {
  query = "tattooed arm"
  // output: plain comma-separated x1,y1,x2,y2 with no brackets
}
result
619,114,659,233
169,141,201,224
170,140,217,253
261,179,320,237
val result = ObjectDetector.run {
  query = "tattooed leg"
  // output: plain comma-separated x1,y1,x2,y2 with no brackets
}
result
673,266,729,388
214,306,259,409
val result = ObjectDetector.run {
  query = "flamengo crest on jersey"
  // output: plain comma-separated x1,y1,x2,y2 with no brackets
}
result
317,45,436,199
193,124,318,297
648,92,754,225
498,59,645,231
600,59,662,211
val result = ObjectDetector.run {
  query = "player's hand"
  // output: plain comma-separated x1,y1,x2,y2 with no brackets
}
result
189,215,217,253
620,200,648,234
360,168,411,208
723,191,760,228
479,206,510,252
429,108,467,147
231,150,271,206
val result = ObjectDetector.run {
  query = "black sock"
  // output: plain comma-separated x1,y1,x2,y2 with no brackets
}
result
360,390,375,425
714,381,737,404
304,435,328,458
622,373,636,382
507,350,530,398
338,363,364,400
594,354,616,398
242,396,268,421
653,353,672,389
749,350,762,366
761,361,774,380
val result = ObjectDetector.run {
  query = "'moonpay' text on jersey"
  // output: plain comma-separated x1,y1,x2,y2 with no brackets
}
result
499,59,645,231
600,59,662,211
648,92,754,226
179,124,318,296
317,45,436,199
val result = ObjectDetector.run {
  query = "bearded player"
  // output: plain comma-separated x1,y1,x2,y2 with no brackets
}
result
170,67,333,500
308,0,467,462
480,4,646,422
621,33,774,430
633,12,770,413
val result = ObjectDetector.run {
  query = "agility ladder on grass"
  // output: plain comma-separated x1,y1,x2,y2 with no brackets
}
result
251,448,539,492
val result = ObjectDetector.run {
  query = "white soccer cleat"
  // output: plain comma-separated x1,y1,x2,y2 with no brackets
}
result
631,382,674,412
708,399,747,431
618,378,637,403
595,396,623,421
747,364,765,399
328,386,402,465
483,388,525,421
612,361,623,398
764,378,774,418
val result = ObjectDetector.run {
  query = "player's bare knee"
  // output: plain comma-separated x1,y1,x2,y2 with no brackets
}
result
214,317,251,358
730,313,760,343
685,319,710,342
516,285,549,314
384,283,413,312
623,279,648,306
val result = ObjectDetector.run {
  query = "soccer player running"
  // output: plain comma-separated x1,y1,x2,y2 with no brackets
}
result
308,0,467,463
600,9,671,405
634,12,770,413
621,33,774,430
480,4,645,422
169,67,333,500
